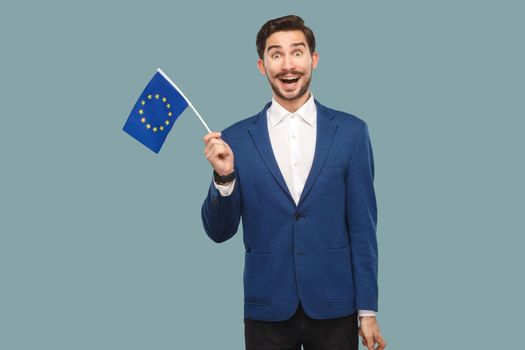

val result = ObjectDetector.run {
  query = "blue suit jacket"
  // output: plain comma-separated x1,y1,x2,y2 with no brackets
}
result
201,99,378,321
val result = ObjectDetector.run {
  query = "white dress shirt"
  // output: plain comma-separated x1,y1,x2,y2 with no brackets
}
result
213,92,376,318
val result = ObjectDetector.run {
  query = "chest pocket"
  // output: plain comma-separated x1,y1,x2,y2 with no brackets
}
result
321,162,348,174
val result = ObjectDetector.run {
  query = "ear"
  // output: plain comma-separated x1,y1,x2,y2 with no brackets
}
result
311,52,319,70
257,58,266,75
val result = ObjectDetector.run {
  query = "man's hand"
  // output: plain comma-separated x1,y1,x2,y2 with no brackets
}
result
358,316,387,350
203,132,234,176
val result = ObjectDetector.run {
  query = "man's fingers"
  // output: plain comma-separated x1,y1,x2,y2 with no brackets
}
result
205,139,228,159
206,139,227,154
376,335,387,350
366,336,375,350
360,320,386,350
364,333,387,350
203,132,222,144
204,131,221,142
223,140,233,153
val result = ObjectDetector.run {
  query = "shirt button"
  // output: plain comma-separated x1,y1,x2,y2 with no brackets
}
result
291,134,296,139
294,162,299,167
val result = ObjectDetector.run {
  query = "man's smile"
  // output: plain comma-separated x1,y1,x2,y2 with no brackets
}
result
277,73,303,90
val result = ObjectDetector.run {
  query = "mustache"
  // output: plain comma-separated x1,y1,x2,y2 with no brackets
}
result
275,71,304,79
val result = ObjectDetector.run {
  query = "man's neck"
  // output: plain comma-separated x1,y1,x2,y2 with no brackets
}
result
273,91,311,113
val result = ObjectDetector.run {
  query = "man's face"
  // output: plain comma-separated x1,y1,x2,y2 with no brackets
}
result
257,30,319,102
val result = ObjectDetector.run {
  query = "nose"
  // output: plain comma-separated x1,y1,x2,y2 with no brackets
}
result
281,53,296,72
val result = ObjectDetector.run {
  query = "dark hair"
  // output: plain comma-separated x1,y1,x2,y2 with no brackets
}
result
256,15,316,60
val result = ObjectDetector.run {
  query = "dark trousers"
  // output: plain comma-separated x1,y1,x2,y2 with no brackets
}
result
244,302,358,350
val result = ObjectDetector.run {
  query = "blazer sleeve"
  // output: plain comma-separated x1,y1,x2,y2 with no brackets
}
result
346,122,379,311
200,131,242,243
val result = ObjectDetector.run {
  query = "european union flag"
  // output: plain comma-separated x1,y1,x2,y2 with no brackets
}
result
123,68,189,153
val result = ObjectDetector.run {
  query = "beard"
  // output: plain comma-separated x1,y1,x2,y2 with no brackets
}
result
267,70,312,101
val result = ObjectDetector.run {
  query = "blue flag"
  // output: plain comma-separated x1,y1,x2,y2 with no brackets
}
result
123,68,189,153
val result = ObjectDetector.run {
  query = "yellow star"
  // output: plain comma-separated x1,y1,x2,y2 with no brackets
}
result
138,109,144,115
160,126,164,131
165,120,170,125
153,127,158,132
146,124,151,129
155,94,160,99
147,94,152,99
141,100,145,106
168,111,172,117
166,104,171,109
140,117,146,123
162,97,167,102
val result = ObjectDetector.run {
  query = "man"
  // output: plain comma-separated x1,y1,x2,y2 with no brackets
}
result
201,15,386,350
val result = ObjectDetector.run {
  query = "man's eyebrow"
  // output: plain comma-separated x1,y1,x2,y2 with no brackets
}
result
291,42,306,48
267,42,307,52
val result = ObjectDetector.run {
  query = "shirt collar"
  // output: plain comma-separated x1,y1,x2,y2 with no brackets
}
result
268,92,316,128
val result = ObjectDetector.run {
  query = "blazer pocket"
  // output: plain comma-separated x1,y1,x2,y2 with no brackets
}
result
322,245,355,303
321,163,349,174
243,251,271,305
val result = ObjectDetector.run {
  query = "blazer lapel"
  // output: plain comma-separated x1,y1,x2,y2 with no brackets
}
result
297,100,338,206
248,102,296,205
247,99,338,208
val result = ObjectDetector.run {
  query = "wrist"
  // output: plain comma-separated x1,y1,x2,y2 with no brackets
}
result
214,169,236,185
359,315,377,323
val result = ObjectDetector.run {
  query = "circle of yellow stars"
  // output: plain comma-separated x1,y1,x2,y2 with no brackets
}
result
137,93,174,132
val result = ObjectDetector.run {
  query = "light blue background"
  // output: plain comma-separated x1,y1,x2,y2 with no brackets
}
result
1,1,523,349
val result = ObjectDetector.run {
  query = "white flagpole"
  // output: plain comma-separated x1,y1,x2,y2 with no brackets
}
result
156,68,212,134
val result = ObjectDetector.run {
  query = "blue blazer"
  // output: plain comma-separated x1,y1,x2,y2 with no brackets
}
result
201,99,378,321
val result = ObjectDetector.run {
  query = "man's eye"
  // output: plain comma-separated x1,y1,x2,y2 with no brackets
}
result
272,53,280,59
295,51,303,56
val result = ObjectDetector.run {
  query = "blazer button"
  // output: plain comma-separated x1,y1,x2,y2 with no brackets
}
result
294,212,302,221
